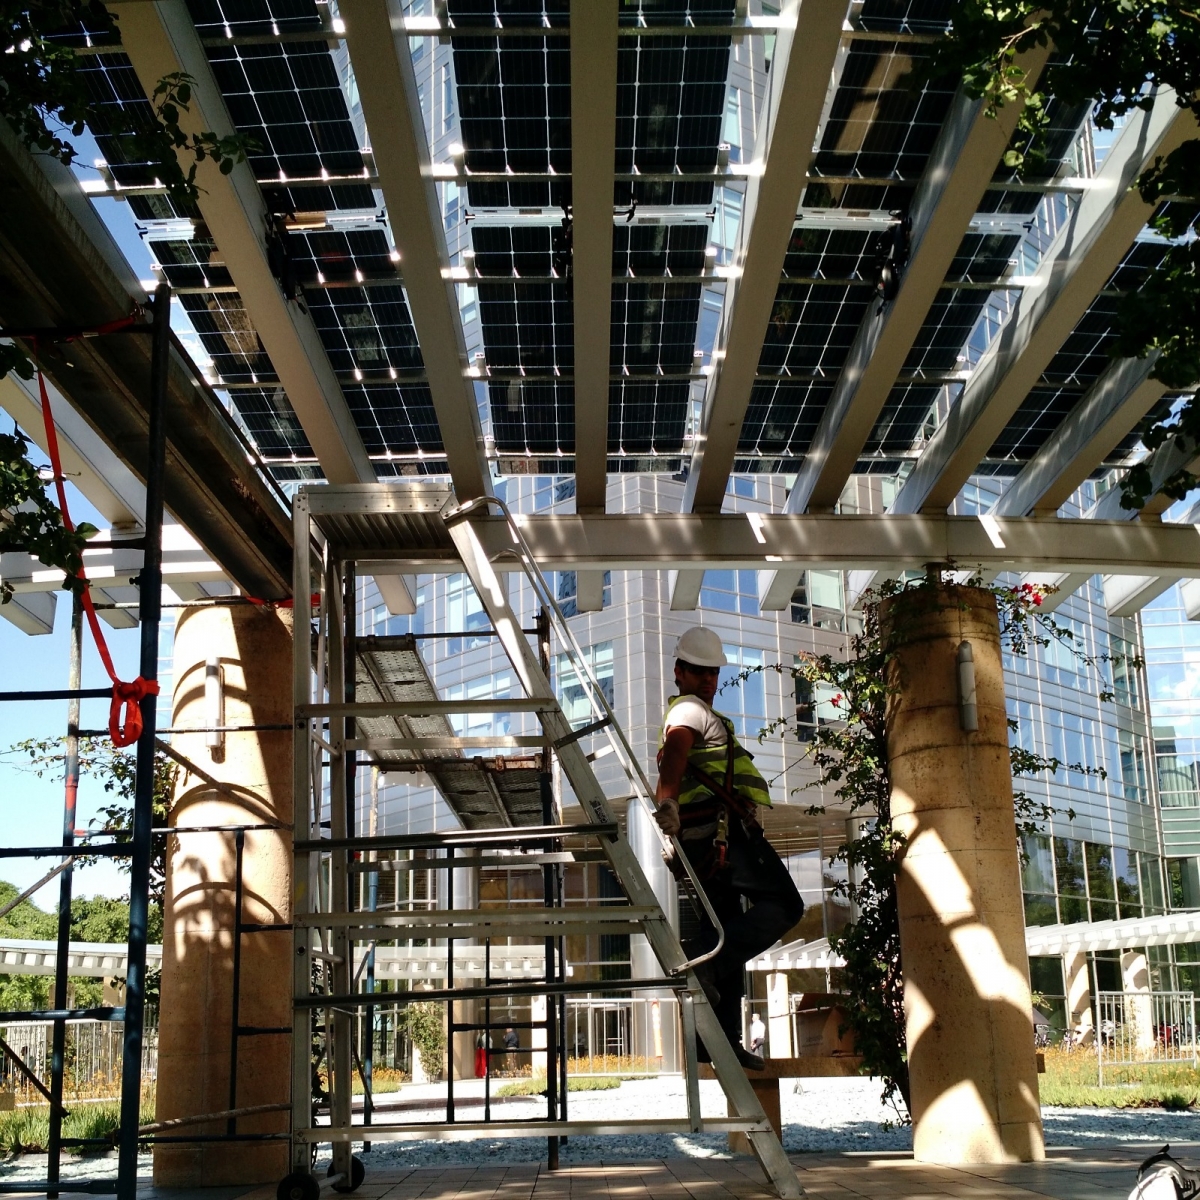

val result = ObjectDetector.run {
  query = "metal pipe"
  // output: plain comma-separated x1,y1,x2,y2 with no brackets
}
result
227,830,246,1137
47,591,82,1195
0,857,77,918
363,767,379,1150
957,640,979,732
0,688,112,702
117,283,170,1200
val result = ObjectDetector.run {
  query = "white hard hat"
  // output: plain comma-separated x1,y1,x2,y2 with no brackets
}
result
674,627,727,668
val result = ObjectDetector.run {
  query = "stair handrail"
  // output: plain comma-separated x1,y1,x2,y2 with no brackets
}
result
444,493,724,972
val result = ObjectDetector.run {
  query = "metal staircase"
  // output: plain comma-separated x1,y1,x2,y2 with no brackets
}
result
281,484,802,1200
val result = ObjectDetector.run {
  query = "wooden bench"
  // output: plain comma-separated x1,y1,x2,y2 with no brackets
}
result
698,1056,863,1153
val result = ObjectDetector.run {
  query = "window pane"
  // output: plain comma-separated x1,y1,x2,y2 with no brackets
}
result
1024,894,1058,927
809,570,843,610
1113,847,1141,917
1021,834,1054,894
1054,838,1086,897
1085,843,1115,903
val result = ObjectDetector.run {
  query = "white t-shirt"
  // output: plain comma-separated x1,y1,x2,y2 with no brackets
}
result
663,695,729,748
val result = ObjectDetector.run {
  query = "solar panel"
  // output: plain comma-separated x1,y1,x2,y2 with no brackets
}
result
59,0,1183,497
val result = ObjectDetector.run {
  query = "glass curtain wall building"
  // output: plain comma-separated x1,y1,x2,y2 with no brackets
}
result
339,3,1200,1060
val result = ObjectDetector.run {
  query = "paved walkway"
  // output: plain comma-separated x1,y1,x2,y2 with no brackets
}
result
27,1142,1165,1200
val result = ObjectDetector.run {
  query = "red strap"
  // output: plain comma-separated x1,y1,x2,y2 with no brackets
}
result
35,357,158,749
245,593,318,609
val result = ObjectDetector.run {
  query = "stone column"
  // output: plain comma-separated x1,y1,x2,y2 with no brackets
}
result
766,972,791,1058
881,584,1044,1164
1122,949,1154,1051
1063,950,1093,1045
153,605,293,1186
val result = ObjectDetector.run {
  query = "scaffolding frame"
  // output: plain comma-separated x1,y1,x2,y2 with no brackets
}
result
0,285,295,1198
284,484,802,1200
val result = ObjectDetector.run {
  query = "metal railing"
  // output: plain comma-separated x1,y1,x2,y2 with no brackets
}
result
0,1019,158,1100
1096,990,1197,1084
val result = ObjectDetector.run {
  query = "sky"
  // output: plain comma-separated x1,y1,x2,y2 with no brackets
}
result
0,498,142,903
0,129,228,907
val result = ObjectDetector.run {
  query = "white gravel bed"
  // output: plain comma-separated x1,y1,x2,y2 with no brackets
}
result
5,1078,1200,1183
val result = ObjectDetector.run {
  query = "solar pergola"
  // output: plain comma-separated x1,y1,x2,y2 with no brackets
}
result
41,0,1200,611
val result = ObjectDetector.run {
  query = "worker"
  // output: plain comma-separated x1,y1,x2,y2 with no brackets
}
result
654,626,804,1071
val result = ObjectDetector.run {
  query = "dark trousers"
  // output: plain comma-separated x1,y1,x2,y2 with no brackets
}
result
682,819,804,1043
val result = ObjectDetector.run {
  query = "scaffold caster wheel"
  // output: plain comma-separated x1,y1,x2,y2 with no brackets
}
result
328,1156,366,1193
277,1171,320,1200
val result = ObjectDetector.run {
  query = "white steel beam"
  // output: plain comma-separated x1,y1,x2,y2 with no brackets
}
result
1019,571,1094,614
575,571,606,613
111,0,374,486
340,0,491,501
0,528,224,596
889,89,1197,516
787,68,1050,518
682,0,846,513
669,569,705,611
570,0,619,514
0,374,144,529
0,588,57,635
1103,572,1180,617
1181,579,1200,621
990,356,1167,517
311,501,1200,579
1089,432,1200,521
757,69,1048,609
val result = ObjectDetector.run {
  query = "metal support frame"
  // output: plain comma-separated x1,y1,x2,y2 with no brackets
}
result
989,355,1168,517
683,0,846,514
339,0,491,501
758,56,1051,608
116,284,170,1200
570,0,619,515
110,0,375,487
0,284,290,1194
286,483,801,1198
889,89,1197,516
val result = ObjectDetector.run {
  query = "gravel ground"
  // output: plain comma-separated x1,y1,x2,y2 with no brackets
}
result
5,1078,1200,1182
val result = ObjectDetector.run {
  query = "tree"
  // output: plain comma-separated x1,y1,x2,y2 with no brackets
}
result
920,3,1200,509
7,736,176,912
0,884,136,1011
748,576,1116,1117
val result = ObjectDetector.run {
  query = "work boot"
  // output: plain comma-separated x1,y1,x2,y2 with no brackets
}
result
733,1045,765,1071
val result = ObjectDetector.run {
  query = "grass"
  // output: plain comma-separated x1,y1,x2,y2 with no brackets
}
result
0,1099,156,1156
354,1067,405,1095
1041,1046,1200,1109
495,1076,622,1098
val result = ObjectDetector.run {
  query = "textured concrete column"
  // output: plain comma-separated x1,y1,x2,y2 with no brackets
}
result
882,584,1044,1163
766,972,791,1057
1064,950,1094,1044
154,605,293,1185
1122,950,1154,1050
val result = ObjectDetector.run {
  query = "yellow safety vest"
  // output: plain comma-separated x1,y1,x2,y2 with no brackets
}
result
657,695,772,810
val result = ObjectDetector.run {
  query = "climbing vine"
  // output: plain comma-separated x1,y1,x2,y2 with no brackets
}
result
916,3,1200,509
399,1000,446,1081
747,575,1129,1118
6,735,177,913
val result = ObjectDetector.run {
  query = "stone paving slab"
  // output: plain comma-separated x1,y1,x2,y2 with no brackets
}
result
0,1141,1187,1200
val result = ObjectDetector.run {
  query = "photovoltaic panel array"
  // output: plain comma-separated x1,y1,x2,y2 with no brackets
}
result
74,0,444,478
448,0,733,464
